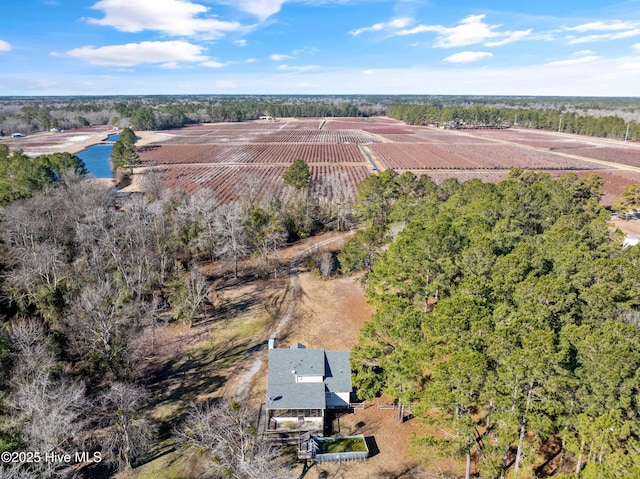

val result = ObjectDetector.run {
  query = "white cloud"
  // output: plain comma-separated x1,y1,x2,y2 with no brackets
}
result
569,28,640,45
574,49,596,56
394,14,530,49
234,39,247,46
245,58,258,63
349,17,413,36
396,14,500,47
231,0,287,20
443,51,493,64
546,55,600,66
563,20,640,44
0,40,11,52
618,61,640,72
565,21,637,33
160,61,183,69
67,41,208,66
634,43,640,51
88,0,244,37
201,60,225,68
269,53,294,61
485,29,532,47
276,64,319,72
568,28,640,44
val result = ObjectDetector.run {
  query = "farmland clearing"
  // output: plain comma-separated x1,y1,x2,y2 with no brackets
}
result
6,116,638,205
129,116,640,206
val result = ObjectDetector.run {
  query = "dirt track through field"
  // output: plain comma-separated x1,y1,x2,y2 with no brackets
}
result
233,232,355,400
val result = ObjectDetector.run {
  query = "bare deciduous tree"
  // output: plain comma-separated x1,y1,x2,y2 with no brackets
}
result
174,189,219,260
318,251,338,279
8,317,56,381
167,264,210,327
214,202,250,278
234,173,264,207
8,319,87,479
0,464,41,479
173,400,277,479
320,172,355,231
100,382,154,471
63,277,143,378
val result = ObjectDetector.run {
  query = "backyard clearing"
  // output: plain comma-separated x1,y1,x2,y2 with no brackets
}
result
120,232,422,479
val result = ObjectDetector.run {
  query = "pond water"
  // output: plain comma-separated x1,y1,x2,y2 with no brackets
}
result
76,133,122,179
76,143,114,179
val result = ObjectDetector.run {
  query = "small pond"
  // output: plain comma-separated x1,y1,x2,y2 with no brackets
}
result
76,143,113,179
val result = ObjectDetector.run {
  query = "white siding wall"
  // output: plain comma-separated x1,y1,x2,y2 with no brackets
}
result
326,391,350,408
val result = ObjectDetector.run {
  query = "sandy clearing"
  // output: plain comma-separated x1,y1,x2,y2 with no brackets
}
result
612,218,640,237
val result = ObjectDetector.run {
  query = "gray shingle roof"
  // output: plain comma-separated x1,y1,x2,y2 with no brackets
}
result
266,346,352,410
324,351,352,393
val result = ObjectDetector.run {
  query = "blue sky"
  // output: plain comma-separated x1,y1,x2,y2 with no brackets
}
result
1,0,640,96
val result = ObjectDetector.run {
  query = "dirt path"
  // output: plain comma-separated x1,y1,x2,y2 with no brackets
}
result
233,231,356,401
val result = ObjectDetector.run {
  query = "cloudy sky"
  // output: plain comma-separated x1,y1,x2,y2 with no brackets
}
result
1,0,640,96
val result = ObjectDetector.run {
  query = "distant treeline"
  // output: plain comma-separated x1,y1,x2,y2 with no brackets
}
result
1,95,639,140
387,103,640,141
0,95,379,135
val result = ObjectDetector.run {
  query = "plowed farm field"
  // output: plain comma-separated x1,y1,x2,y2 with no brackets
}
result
125,117,640,205
139,143,367,165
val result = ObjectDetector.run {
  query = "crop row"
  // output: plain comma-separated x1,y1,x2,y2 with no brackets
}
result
554,146,640,168
410,170,511,185
371,143,604,170
160,129,381,145
159,164,371,203
324,118,404,130
279,119,324,129
139,143,368,165
411,129,496,144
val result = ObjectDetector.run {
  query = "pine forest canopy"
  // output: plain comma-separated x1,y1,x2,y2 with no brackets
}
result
345,169,640,478
0,147,85,204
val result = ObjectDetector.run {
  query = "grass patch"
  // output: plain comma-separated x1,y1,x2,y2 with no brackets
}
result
315,436,368,454
236,313,271,339
133,452,192,479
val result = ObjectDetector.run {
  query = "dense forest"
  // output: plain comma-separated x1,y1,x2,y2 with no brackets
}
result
0,145,85,204
0,159,353,478
1,95,639,141
386,104,640,141
342,169,640,478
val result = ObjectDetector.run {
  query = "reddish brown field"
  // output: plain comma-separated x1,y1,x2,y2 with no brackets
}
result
159,128,380,145
561,169,640,205
136,120,381,202
370,142,609,171
156,163,371,201
553,146,640,168
139,143,368,165
133,119,640,205
8,117,637,205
